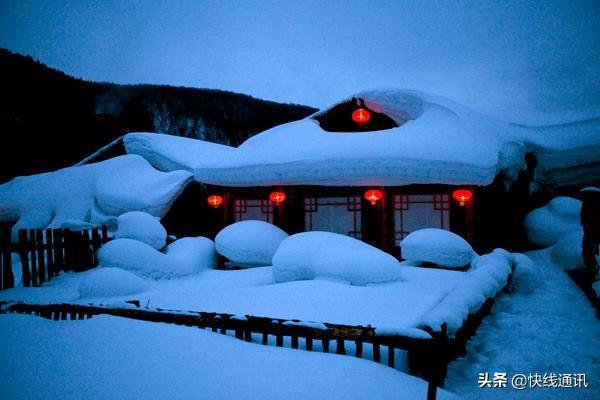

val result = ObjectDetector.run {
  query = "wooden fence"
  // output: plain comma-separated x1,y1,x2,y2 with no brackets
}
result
0,301,455,400
0,226,110,290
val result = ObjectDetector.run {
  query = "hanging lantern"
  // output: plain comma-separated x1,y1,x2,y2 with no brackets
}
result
364,189,383,205
452,189,473,206
207,195,223,208
352,108,371,124
269,191,286,205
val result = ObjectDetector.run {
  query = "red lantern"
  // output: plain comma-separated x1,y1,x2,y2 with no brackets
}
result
352,108,371,124
207,195,223,208
452,189,473,206
364,189,383,205
269,191,286,205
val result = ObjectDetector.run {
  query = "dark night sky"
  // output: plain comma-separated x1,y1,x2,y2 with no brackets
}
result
1,0,599,123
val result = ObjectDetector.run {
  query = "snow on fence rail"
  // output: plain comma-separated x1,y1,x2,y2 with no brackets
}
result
0,281,511,400
0,226,111,290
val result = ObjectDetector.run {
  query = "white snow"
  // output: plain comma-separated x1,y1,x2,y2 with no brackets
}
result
0,155,193,241
421,249,514,334
124,131,235,172
98,237,218,279
0,314,460,400
524,196,582,247
273,231,403,285
400,228,475,268
446,249,600,400
114,211,167,250
119,89,600,189
77,267,149,298
549,231,584,271
215,220,288,267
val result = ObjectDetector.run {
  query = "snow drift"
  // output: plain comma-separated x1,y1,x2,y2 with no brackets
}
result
114,211,167,250
400,228,475,268
0,155,193,241
524,196,581,247
273,231,403,285
78,267,149,298
215,220,288,267
98,237,218,279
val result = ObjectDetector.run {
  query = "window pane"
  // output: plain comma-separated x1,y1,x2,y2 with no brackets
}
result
305,196,361,238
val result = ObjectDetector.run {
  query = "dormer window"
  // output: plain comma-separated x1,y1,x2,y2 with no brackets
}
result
313,98,398,132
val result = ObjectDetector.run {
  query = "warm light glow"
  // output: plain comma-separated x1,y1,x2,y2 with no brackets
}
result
269,191,287,205
452,189,473,206
207,195,223,208
352,108,371,124
364,189,383,205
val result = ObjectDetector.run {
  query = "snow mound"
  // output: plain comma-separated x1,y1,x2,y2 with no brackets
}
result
549,231,584,270
0,155,193,242
422,249,514,334
78,267,148,298
115,211,167,250
215,220,288,267
98,237,218,279
524,197,581,246
400,228,474,268
273,231,402,285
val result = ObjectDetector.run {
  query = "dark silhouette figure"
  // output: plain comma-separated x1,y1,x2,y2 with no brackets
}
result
580,188,600,279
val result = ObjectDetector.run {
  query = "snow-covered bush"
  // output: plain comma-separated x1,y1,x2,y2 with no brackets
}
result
114,211,167,250
524,197,581,247
549,231,583,270
273,231,402,285
215,220,288,267
400,228,474,268
78,267,149,298
98,237,218,279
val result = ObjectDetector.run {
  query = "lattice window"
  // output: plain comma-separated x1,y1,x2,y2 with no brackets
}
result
394,194,450,244
304,196,361,238
234,199,273,223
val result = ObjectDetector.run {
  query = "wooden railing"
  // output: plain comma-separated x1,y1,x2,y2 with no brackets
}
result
0,301,453,400
0,226,110,290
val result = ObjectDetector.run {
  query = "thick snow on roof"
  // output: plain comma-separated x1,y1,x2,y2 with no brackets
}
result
0,155,193,240
123,89,599,188
124,132,235,172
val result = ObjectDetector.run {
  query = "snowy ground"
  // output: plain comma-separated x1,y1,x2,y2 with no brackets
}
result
0,313,461,400
446,249,600,399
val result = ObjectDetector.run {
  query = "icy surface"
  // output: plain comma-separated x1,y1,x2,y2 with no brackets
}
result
0,155,193,241
400,228,475,268
0,314,460,400
446,249,600,400
77,267,149,298
215,220,288,267
98,237,218,279
524,197,582,247
273,231,403,285
114,211,167,250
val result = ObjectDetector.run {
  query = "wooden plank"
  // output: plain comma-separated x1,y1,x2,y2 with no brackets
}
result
335,338,346,355
46,229,55,279
322,338,330,353
18,230,31,287
36,229,45,284
80,229,91,271
53,229,64,275
373,343,381,362
306,337,313,351
291,335,299,349
355,340,363,358
29,229,38,286
91,228,101,266
387,346,395,367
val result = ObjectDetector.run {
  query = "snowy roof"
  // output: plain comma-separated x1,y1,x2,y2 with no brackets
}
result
124,89,600,187
0,155,193,239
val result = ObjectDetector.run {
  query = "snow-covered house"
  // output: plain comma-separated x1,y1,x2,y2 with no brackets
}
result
1,89,599,254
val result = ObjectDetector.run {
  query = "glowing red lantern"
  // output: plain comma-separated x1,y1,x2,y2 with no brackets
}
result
452,189,473,206
207,195,223,208
364,189,383,205
352,108,371,124
269,191,286,205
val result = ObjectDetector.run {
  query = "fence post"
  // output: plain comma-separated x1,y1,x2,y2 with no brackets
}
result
46,228,55,279
35,229,45,284
18,229,31,287
0,227,14,290
53,229,64,275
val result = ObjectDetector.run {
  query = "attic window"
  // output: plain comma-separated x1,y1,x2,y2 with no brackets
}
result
313,98,399,132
